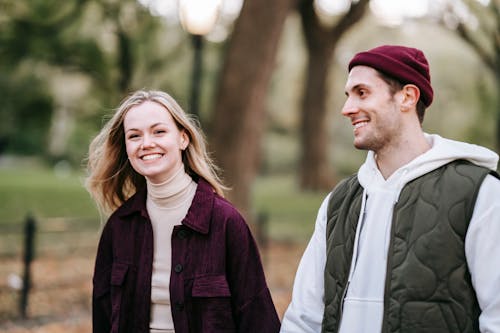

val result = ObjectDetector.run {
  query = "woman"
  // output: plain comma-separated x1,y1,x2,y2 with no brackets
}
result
86,90,280,333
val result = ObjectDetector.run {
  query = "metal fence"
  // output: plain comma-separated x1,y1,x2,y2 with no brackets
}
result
0,215,99,321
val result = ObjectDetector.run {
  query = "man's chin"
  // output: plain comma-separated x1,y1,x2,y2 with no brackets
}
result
353,141,369,151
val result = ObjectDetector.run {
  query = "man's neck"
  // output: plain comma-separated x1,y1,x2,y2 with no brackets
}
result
375,132,431,179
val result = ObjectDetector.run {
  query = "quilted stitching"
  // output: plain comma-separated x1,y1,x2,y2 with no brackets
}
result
322,161,488,333
386,161,486,333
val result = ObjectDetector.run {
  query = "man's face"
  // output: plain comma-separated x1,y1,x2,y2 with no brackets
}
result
342,66,404,153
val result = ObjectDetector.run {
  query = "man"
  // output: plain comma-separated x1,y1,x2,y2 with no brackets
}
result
280,45,500,333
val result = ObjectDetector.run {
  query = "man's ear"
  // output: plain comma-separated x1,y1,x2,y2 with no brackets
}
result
400,84,420,112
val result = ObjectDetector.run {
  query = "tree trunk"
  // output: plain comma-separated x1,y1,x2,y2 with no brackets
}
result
297,0,369,190
299,46,335,190
210,0,295,219
444,0,500,154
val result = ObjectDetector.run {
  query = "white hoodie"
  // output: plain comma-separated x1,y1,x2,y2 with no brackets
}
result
280,134,500,333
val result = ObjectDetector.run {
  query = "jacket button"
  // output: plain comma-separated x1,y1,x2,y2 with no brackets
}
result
175,301,184,311
174,264,183,273
178,230,189,239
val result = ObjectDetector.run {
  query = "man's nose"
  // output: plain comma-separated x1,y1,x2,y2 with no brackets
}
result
341,98,358,117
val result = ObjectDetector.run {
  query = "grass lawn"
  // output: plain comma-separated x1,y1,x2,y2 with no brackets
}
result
0,164,329,242
253,175,329,242
0,166,100,227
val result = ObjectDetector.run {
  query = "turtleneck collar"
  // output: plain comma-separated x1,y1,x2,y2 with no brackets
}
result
146,165,197,209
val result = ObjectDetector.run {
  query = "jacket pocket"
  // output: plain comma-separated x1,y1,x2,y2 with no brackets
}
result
192,274,231,297
191,275,235,332
110,262,129,333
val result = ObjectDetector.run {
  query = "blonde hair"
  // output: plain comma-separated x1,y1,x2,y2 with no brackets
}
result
85,90,226,215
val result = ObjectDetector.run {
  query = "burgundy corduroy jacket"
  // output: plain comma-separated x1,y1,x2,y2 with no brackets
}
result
92,178,280,333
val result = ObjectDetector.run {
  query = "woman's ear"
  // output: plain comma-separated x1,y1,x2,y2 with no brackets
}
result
401,84,420,112
180,130,190,150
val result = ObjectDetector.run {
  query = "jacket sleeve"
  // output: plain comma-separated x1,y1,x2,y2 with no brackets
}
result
280,193,330,333
225,210,281,333
465,175,500,332
92,220,113,333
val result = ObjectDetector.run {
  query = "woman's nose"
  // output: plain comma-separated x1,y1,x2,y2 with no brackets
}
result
141,135,156,149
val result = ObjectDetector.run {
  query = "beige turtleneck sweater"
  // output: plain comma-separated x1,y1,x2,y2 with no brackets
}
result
146,166,197,333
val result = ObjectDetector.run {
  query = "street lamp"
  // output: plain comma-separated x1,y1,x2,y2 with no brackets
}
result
179,0,221,120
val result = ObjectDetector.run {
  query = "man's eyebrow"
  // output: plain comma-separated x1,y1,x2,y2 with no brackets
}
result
345,83,367,95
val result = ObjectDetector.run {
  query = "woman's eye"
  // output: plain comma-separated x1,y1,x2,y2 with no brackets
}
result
154,129,166,135
127,134,139,139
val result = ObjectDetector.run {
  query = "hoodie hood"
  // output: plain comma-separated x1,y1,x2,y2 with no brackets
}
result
358,133,499,194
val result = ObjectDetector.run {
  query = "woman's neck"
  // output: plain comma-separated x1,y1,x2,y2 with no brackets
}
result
146,166,195,209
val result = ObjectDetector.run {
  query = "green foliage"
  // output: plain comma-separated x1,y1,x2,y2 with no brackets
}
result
0,0,192,163
0,72,53,155
466,74,497,150
0,1,102,67
0,0,110,159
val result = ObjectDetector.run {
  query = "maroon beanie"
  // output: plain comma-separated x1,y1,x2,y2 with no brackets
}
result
348,45,434,107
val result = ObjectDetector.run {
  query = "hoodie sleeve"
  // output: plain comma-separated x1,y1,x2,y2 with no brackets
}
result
465,174,500,332
280,193,330,333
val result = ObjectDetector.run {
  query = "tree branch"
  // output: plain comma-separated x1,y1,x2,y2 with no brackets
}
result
330,0,370,40
456,21,496,71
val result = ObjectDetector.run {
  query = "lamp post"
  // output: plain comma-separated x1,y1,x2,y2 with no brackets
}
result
179,0,221,120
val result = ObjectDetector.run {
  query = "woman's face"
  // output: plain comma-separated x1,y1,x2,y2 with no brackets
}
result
123,101,188,184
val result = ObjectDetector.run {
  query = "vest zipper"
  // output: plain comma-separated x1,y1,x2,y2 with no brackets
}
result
338,191,367,332
337,280,350,331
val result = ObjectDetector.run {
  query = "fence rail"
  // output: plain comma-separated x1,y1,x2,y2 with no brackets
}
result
0,215,99,320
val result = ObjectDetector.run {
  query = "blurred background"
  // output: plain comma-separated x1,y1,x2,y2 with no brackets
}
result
0,0,498,331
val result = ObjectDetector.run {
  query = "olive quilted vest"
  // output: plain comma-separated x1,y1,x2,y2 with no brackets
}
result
322,160,490,333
